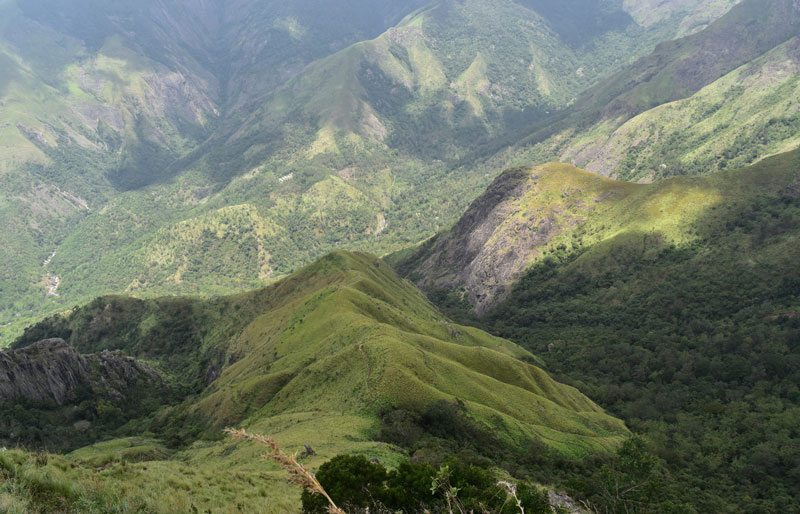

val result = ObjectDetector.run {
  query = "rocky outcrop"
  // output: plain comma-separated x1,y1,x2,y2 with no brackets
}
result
0,338,165,406
397,167,538,313
395,163,636,314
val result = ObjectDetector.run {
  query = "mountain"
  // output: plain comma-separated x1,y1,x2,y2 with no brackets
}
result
0,0,740,345
0,338,167,451
1,250,627,511
500,0,800,182
393,149,800,511
392,163,639,313
395,148,800,315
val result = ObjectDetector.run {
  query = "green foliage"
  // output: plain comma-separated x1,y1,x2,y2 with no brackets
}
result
0,0,741,347
376,400,691,512
583,437,669,514
302,454,556,514
301,455,390,513
7,251,624,462
430,172,800,511
510,0,800,183
0,250,629,512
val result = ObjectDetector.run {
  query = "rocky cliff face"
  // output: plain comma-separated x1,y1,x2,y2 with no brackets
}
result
395,163,638,313
397,167,537,313
0,338,165,406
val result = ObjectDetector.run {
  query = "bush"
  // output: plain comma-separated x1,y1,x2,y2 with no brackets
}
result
302,454,557,514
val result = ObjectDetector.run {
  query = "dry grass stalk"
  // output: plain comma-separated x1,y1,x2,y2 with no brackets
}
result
497,481,524,514
225,428,346,514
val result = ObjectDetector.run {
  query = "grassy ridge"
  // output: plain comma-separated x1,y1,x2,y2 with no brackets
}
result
400,149,800,314
401,149,800,512
498,0,800,182
4,251,628,512
16,251,626,455
0,0,741,346
539,35,800,181
393,162,643,312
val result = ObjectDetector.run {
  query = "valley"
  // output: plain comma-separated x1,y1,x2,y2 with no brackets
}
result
0,0,743,346
395,150,800,512
497,0,800,182
1,0,799,512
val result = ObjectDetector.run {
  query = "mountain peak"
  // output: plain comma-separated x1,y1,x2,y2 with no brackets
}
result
396,162,638,312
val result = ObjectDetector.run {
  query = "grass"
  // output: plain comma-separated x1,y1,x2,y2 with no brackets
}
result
509,0,800,182
226,428,346,514
0,0,742,347
67,438,173,468
398,148,800,513
3,250,629,512
185,252,626,455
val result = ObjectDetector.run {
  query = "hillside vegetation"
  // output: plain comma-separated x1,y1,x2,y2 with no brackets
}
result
396,149,800,512
495,0,800,182
2,251,628,511
0,0,740,346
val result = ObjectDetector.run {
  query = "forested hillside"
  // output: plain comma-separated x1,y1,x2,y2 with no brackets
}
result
396,149,800,512
499,0,800,182
5,1,800,512
0,0,739,345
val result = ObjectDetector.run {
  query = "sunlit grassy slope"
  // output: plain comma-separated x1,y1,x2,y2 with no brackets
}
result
502,0,800,182
0,0,740,347
18,251,626,454
393,149,800,512
538,35,800,181
201,252,625,452
396,148,800,312
4,251,626,512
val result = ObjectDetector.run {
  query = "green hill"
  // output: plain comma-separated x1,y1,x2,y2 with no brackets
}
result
2,250,627,512
394,149,800,512
500,0,800,182
0,0,739,346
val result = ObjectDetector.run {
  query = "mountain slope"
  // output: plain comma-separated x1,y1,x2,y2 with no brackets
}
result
0,0,741,346
393,149,800,512
14,251,625,455
0,338,168,451
202,0,741,175
500,0,800,182
558,35,800,179
393,164,640,312
396,150,800,312
0,0,431,344
5,250,627,511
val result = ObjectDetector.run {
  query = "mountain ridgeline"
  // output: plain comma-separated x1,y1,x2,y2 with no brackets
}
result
504,0,800,182
0,0,740,344
2,1,800,513
1,251,629,511
394,149,800,512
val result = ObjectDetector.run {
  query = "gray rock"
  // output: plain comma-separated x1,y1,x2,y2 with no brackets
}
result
400,167,561,314
0,338,165,406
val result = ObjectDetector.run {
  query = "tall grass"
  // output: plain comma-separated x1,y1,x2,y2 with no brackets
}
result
226,428,346,514
226,428,532,514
